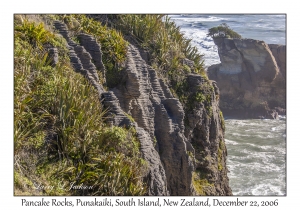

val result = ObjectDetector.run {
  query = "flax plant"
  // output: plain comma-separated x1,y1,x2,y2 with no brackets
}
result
116,15,204,70
14,15,147,196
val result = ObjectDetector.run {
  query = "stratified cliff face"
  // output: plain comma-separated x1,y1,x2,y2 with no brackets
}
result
208,38,286,119
54,21,232,196
110,44,194,195
184,74,231,195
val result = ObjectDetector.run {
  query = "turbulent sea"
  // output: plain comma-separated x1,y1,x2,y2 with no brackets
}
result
225,117,286,195
170,14,286,195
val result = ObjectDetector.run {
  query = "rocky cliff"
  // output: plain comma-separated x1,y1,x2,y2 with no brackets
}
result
53,20,232,195
208,38,286,119
269,44,286,79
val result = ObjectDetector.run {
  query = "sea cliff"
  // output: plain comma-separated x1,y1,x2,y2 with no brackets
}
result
14,14,232,196
208,37,286,119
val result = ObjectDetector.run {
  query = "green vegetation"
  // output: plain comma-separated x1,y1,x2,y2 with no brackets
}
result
15,20,54,47
14,14,225,196
187,151,195,159
217,140,226,171
207,23,242,39
192,172,213,195
116,15,204,70
124,112,135,123
153,136,157,147
47,14,128,88
219,110,225,130
177,80,214,117
112,15,206,93
14,15,146,196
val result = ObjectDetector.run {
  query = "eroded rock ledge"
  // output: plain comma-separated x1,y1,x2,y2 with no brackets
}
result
208,38,286,119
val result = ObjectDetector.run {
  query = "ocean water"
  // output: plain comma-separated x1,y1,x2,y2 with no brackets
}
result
170,15,286,195
225,117,286,195
169,14,286,67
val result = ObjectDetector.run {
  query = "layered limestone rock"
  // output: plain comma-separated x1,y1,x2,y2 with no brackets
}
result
78,33,106,82
111,44,195,195
53,21,104,94
183,74,232,195
53,20,232,196
208,38,286,119
54,20,169,196
101,91,169,196
110,44,231,195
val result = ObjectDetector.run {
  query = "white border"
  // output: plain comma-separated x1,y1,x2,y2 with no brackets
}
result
2,0,297,209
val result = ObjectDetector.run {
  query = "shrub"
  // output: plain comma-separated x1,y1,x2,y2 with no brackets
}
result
207,23,242,39
15,20,54,47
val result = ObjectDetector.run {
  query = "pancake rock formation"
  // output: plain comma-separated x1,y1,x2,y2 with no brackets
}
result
54,20,232,196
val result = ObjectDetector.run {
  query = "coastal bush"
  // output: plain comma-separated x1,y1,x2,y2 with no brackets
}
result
57,152,146,196
47,14,128,88
112,15,205,91
195,92,206,103
207,23,242,39
15,20,54,47
179,80,214,113
14,16,146,196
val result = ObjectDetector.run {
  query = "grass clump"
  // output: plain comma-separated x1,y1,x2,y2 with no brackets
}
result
192,172,213,196
15,19,54,47
14,15,146,196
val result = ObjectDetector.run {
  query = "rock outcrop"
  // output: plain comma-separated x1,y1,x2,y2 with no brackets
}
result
54,20,169,195
108,44,232,195
110,44,194,195
54,21,105,95
44,44,58,67
53,20,232,196
101,90,169,196
208,38,286,119
184,74,231,195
